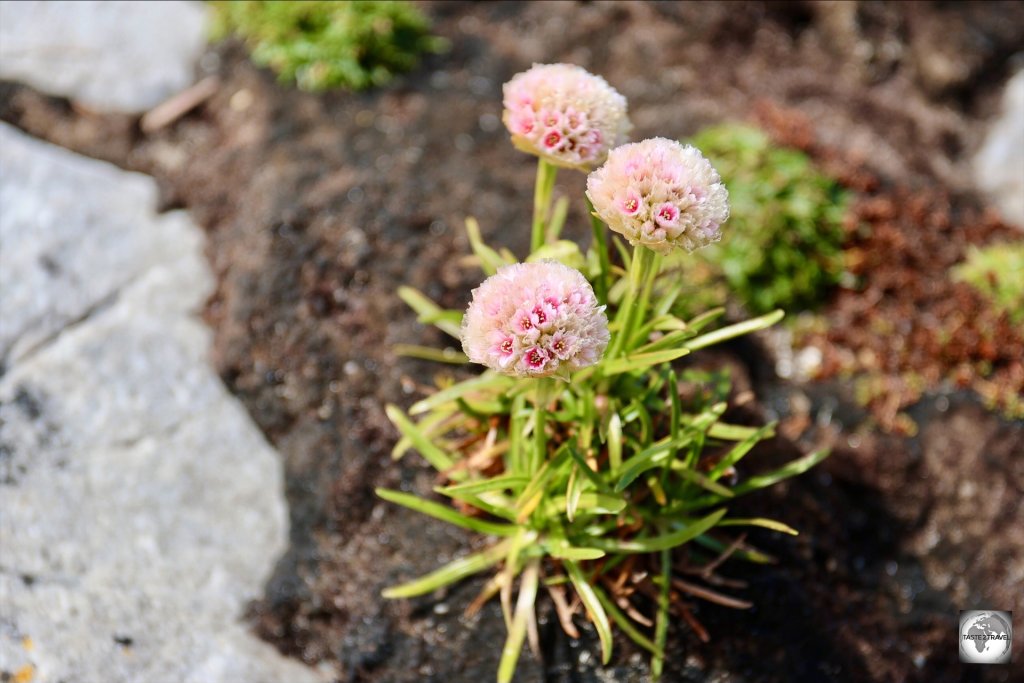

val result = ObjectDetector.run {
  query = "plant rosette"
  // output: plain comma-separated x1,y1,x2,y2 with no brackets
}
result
380,64,830,683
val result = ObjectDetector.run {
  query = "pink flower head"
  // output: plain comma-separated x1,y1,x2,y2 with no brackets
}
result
586,138,730,253
462,261,610,379
502,64,631,171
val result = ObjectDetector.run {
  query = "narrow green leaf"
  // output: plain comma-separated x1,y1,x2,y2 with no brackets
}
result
397,286,462,339
547,196,570,242
498,559,540,683
565,561,614,664
669,464,735,498
566,465,584,522
651,549,671,680
465,216,510,275
717,518,799,535
392,407,455,459
602,347,691,376
409,373,514,415
545,542,606,561
594,584,662,656
683,449,831,510
588,509,727,554
707,423,776,482
376,489,518,537
382,540,510,598
385,404,457,475
683,309,784,351
436,475,529,497
607,411,623,472
728,448,831,496
615,435,693,492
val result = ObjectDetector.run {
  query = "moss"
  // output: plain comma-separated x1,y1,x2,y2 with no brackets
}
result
951,242,1024,324
210,1,447,92
681,124,850,315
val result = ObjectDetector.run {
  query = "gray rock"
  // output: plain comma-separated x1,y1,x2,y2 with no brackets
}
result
975,69,1024,229
0,123,327,683
0,1,208,113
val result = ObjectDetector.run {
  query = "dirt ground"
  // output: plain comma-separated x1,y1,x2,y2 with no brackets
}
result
2,2,1023,682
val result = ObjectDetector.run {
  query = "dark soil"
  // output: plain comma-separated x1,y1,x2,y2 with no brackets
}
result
3,2,1023,682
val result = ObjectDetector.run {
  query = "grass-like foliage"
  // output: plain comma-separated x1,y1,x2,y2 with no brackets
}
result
951,242,1024,324
210,0,446,92
687,124,849,314
382,70,830,682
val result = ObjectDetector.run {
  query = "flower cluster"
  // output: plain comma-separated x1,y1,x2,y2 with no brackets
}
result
502,63,630,170
462,261,609,378
586,138,730,253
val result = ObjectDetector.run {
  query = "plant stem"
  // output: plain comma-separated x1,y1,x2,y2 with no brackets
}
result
609,246,656,359
651,547,672,680
531,378,552,475
531,158,558,253
587,199,611,305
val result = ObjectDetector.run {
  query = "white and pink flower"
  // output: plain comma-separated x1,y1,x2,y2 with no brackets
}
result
502,64,630,171
586,138,730,253
461,261,609,378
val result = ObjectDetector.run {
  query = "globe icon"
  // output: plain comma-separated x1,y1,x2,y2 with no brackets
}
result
959,611,1013,664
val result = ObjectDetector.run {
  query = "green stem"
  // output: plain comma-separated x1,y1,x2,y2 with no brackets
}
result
609,246,656,359
587,199,611,305
630,252,662,349
531,378,552,475
531,158,558,254
651,547,672,680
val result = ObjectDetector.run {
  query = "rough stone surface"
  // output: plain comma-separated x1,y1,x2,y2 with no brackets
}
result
0,123,326,683
0,1,208,113
975,69,1024,229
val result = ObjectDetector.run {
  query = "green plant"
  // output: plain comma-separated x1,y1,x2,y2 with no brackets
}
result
210,0,446,92
683,124,850,315
951,242,1024,324
380,68,830,682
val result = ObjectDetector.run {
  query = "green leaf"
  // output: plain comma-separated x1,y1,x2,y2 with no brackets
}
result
587,509,727,553
669,464,735,498
566,465,585,522
565,560,613,664
385,404,458,475
717,517,799,535
594,584,662,657
409,373,514,415
652,549,671,680
607,411,623,472
545,541,606,561
552,493,626,515
382,539,510,598
615,435,693,492
602,347,692,376
546,196,571,242
728,448,831,497
707,423,776,482
498,559,540,683
436,474,529,497
376,489,518,537
684,449,831,509
397,286,462,339
465,216,511,275
683,309,784,351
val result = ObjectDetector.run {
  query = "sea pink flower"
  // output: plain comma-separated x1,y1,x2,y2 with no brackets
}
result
462,261,610,379
502,64,630,171
586,138,730,253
